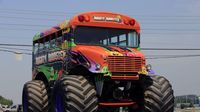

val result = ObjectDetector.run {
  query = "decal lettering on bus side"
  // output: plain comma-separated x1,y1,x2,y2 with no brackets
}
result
35,55,46,65
35,51,66,65
48,51,65,62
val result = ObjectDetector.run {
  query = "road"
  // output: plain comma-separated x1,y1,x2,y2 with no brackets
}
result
175,108,200,112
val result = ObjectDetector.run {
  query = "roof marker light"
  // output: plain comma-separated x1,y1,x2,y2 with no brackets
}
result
124,19,129,25
78,15,85,22
84,15,90,22
129,19,135,26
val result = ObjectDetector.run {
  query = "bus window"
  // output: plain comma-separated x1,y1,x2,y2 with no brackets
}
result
103,39,107,45
119,34,127,46
44,37,50,50
50,38,56,49
34,43,39,54
128,32,138,47
110,36,118,45
102,38,109,45
56,36,63,48
44,40,50,50
38,43,44,53
62,34,69,49
75,26,139,48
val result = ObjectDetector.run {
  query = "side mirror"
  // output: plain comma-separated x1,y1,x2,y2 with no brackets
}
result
146,64,152,71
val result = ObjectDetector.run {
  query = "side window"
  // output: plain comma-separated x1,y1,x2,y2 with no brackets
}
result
63,35,68,49
56,36,63,48
50,38,56,49
44,41,50,50
38,42,44,53
34,43,39,54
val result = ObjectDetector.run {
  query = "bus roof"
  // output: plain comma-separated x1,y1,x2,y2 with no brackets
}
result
33,12,140,42
33,20,69,42
70,12,140,30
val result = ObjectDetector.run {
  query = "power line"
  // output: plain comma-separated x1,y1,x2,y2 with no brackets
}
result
0,44,200,59
2,8,200,21
0,47,32,51
0,10,74,17
0,14,200,27
2,27,200,32
0,49,31,55
0,8,72,14
0,8,78,16
142,48,200,51
0,23,50,27
0,43,32,47
1,48,200,59
0,27,39,31
2,8,200,18
147,55,200,59
1,43,200,51
141,22,200,24
0,15,63,21
137,16,200,21
142,33,200,35
141,29,200,31
1,14,200,22
147,54,200,57
132,15,200,18
1,22,200,28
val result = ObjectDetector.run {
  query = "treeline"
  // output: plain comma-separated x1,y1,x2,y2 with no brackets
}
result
0,95,13,106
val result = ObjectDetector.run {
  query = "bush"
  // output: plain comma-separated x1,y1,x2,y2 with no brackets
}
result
0,95,13,106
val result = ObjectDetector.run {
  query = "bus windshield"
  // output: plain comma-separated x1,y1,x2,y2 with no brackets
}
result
74,26,139,48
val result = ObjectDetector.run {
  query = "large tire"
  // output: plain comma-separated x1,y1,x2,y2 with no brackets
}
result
144,75,174,112
22,80,49,112
156,76,174,112
53,75,98,112
144,76,163,112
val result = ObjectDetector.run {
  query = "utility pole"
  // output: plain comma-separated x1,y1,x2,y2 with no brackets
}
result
186,95,188,103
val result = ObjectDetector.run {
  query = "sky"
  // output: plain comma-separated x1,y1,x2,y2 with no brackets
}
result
0,0,200,104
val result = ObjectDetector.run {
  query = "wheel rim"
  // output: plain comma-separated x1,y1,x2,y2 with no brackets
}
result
22,91,28,112
55,92,64,112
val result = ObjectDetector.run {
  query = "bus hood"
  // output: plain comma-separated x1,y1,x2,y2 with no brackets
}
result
71,44,146,74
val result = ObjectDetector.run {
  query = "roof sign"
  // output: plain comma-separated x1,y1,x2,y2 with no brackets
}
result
93,16,121,23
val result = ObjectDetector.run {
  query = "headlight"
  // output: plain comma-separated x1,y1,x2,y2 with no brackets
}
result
96,64,101,70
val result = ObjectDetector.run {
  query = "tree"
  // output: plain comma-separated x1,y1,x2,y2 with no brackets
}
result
0,95,13,106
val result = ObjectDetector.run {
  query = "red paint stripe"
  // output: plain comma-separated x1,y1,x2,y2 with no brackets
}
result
99,102,136,106
111,75,139,80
